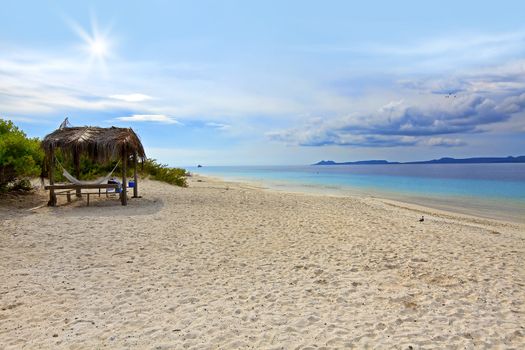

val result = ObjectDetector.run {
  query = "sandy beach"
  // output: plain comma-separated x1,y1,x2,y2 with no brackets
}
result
1,176,524,349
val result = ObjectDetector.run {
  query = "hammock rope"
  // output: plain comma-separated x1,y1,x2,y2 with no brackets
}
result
56,158,121,185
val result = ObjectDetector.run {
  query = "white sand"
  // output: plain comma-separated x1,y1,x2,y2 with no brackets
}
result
1,176,524,349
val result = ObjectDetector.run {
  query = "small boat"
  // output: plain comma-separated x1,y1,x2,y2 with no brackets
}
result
197,164,203,168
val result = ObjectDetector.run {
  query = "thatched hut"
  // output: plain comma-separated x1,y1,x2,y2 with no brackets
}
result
42,123,146,206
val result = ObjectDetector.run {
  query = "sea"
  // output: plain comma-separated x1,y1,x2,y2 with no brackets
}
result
189,164,525,223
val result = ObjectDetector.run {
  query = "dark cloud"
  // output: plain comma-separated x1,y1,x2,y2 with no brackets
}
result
303,135,419,147
402,66,525,95
269,88,525,148
500,92,525,114
367,95,514,136
399,78,467,95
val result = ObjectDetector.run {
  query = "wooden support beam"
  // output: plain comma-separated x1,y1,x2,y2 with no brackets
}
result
45,184,118,190
73,150,81,197
133,152,138,198
47,148,57,206
121,147,128,206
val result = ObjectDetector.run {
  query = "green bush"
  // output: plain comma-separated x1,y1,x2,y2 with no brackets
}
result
0,119,188,191
0,119,44,192
9,178,33,192
54,157,188,188
141,158,188,187
54,153,120,182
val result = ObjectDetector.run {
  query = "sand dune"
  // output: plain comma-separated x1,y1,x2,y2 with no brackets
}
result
1,176,524,349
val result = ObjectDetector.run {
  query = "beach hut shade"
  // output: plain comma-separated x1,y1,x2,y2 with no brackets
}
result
42,126,145,163
41,124,146,206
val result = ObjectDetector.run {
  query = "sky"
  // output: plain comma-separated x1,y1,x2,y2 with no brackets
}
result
1,0,524,166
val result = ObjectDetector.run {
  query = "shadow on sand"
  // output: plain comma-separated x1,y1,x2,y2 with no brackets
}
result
47,195,165,218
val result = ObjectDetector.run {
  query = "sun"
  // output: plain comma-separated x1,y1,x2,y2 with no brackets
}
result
68,16,113,69
89,37,108,58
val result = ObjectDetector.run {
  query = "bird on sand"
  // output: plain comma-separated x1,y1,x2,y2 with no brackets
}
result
419,216,424,222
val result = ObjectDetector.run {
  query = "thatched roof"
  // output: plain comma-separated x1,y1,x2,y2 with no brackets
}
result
42,126,146,162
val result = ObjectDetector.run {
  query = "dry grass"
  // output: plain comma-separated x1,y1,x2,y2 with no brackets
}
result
41,126,146,163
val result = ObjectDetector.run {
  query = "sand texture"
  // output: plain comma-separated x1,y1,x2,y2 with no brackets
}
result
1,177,524,349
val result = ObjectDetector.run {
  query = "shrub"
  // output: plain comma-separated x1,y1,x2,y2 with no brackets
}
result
0,119,188,191
53,154,120,182
50,155,187,188
9,178,33,192
0,119,44,192
141,158,188,187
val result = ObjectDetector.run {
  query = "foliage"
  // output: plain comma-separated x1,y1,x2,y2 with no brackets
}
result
9,178,33,192
53,153,120,182
0,119,44,192
54,156,187,187
0,119,188,192
140,158,188,187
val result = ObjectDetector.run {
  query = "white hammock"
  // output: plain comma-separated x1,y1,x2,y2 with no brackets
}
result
57,160,120,185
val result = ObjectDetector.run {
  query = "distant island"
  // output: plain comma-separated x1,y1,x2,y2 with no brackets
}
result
313,156,525,165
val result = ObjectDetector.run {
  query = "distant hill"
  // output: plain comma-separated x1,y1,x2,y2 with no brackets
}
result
313,156,525,165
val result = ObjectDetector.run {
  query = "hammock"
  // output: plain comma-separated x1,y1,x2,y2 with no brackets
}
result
57,159,121,185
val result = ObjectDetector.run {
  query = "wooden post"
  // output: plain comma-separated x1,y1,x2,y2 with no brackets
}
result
133,152,138,198
47,148,57,206
74,150,81,197
121,147,127,206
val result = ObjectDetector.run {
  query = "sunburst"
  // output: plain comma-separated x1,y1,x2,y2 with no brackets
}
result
88,36,109,59
68,15,113,71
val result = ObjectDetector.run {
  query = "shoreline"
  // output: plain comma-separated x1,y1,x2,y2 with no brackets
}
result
193,174,525,225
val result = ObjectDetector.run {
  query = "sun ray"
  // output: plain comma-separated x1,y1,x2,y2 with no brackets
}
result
67,15,113,74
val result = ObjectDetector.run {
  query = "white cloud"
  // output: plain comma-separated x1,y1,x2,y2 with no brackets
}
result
378,99,404,113
115,114,181,124
109,93,153,102
0,49,308,122
1,30,524,154
205,122,231,130
370,32,525,57
295,31,525,74
424,137,466,147
305,31,525,59
0,115,51,124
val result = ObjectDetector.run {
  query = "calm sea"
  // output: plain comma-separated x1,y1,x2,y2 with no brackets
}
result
190,164,525,222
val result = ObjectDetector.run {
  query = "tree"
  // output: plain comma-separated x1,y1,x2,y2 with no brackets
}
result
0,119,44,191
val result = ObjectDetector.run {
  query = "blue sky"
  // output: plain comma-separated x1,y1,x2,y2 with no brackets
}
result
1,1,524,166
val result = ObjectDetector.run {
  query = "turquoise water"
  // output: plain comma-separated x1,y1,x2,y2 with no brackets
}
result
190,164,525,221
